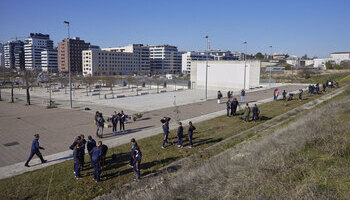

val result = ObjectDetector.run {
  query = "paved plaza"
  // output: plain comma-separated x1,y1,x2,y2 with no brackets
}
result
0,84,305,169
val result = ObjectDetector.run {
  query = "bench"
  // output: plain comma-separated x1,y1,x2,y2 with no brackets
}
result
92,92,100,96
141,92,149,95
160,90,167,93
117,95,126,98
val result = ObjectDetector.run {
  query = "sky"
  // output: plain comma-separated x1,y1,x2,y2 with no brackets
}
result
0,0,349,57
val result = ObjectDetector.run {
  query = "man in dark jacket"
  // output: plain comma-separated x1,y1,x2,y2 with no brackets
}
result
87,136,96,166
226,100,231,117
129,138,138,166
90,141,102,182
177,122,184,147
252,104,260,122
231,98,238,116
133,147,142,181
161,117,171,148
25,134,47,167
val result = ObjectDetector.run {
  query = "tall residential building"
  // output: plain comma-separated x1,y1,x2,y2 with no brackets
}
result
102,44,150,74
149,45,181,74
4,40,25,70
41,49,58,73
0,43,4,68
181,51,213,73
58,37,90,73
24,33,54,70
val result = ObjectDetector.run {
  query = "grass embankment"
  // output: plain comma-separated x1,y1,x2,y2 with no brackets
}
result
111,78,350,200
0,81,347,200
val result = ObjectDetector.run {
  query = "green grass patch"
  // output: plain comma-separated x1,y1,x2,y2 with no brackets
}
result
0,87,339,200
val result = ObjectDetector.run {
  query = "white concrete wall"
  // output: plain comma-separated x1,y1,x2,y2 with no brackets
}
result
191,60,260,90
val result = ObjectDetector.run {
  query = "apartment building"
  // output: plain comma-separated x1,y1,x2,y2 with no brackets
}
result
149,45,181,74
181,51,213,73
0,43,4,68
41,49,58,73
4,40,25,70
24,33,54,70
58,37,90,73
102,44,150,74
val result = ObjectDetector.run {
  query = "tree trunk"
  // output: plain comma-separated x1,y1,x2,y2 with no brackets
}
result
11,84,14,103
157,84,159,93
0,88,2,101
26,87,30,105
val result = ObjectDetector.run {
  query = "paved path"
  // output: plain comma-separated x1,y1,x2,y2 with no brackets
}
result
0,84,305,179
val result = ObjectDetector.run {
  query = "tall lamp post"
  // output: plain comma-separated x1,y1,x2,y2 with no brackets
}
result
63,21,72,108
269,45,272,88
204,36,210,100
243,41,247,90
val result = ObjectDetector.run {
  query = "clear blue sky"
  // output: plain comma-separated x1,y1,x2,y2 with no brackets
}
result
1,0,349,57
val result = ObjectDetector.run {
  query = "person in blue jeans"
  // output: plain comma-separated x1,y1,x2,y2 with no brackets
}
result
129,138,139,166
25,134,47,167
90,141,102,183
132,147,142,181
177,122,184,148
111,111,119,135
187,121,196,148
241,89,245,103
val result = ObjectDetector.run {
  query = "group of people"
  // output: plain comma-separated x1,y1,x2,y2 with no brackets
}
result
94,110,127,138
69,135,108,182
243,103,260,122
160,117,196,148
218,89,246,104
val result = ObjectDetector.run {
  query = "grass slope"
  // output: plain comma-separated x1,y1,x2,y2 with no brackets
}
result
0,79,348,200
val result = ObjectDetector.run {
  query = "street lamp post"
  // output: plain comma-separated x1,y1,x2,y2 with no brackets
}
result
243,41,247,90
63,21,72,108
269,45,272,88
204,36,210,100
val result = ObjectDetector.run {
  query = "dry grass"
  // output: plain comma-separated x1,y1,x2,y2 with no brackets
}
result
105,88,350,200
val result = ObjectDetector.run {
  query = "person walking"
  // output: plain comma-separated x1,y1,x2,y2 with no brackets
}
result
90,141,102,183
129,138,139,167
119,111,126,133
252,104,260,122
177,122,184,148
244,103,251,122
299,89,303,100
69,136,82,180
87,136,96,167
316,83,320,95
226,100,231,117
24,134,47,167
217,90,223,104
241,89,245,103
187,121,196,148
111,111,119,135
161,117,171,148
97,113,105,138
132,147,142,181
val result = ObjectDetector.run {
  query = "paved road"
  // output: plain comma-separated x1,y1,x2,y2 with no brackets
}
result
0,84,304,167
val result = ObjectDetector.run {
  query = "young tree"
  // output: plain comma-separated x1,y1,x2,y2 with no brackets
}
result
82,76,96,96
58,77,69,94
126,75,134,90
22,69,34,105
103,76,116,96
254,52,264,60
172,76,178,91
153,76,163,93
